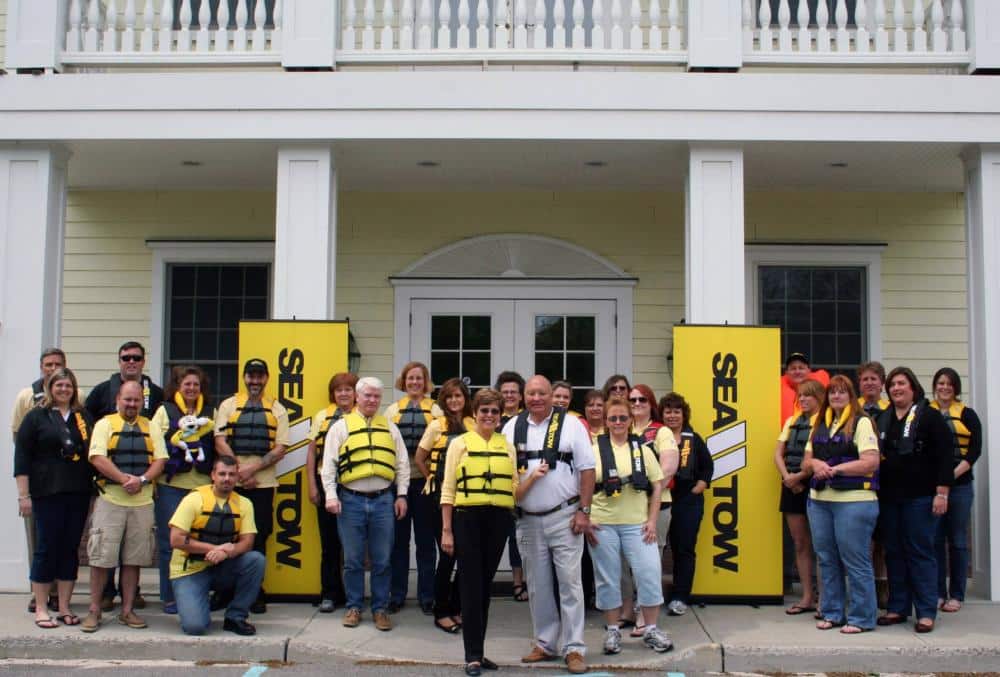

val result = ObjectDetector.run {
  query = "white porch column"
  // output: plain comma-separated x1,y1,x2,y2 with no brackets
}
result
963,145,1000,600
967,0,1000,73
281,0,339,69
4,0,67,71
0,145,68,591
273,145,338,320
685,144,745,325
686,0,743,70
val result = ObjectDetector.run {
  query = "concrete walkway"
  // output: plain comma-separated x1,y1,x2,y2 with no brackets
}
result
2,593,999,673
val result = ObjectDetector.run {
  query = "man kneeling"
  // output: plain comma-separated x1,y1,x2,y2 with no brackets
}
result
169,455,264,635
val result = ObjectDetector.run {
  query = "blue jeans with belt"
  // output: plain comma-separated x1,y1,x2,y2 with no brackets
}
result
339,488,395,612
880,495,940,621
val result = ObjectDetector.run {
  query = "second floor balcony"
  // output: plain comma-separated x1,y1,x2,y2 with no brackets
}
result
6,0,991,73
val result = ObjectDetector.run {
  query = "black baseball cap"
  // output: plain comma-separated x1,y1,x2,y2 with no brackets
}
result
784,352,810,369
243,358,269,375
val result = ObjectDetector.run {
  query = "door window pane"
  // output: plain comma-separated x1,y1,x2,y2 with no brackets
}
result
429,315,492,391
533,314,597,412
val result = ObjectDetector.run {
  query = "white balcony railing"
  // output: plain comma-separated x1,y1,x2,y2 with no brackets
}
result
744,0,970,64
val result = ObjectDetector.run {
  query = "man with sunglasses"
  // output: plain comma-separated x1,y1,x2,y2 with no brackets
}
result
503,375,596,675
84,341,164,613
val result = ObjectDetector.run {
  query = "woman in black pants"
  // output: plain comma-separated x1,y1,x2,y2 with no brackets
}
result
14,368,94,628
441,388,518,676
660,392,713,616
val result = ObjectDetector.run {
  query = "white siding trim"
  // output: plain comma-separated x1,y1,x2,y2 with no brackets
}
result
146,240,274,385
745,244,886,363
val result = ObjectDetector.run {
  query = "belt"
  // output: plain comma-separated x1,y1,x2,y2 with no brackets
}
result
339,485,394,499
516,495,580,518
660,501,672,511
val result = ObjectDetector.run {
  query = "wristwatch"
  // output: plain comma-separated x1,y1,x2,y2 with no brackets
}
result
579,505,591,515
139,475,149,486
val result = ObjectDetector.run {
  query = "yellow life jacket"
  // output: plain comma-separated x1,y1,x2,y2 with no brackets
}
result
454,431,515,509
931,401,972,462
101,414,154,484
428,416,474,488
858,397,890,419
225,393,278,456
184,485,243,569
337,412,397,485
314,404,349,468
392,396,435,455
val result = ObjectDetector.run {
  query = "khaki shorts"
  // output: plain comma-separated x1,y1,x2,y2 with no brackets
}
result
87,498,155,568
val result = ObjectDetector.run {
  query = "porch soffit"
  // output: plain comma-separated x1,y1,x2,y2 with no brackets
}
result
390,234,635,281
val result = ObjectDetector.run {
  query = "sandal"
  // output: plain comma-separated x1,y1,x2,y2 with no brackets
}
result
618,616,636,629
877,613,907,626
940,598,962,613
630,619,646,638
34,616,58,629
785,603,817,615
840,624,871,634
434,617,461,634
512,584,528,602
816,619,843,630
57,613,80,626
915,619,935,633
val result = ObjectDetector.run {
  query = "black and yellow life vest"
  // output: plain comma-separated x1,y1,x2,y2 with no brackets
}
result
812,412,877,491
103,413,154,481
163,393,214,477
513,408,572,472
877,400,928,458
392,397,435,455
184,485,243,568
784,413,813,474
337,412,397,485
314,405,348,471
674,429,696,482
429,416,474,488
225,393,278,456
454,431,515,509
595,433,651,497
858,397,890,420
931,401,972,462
31,378,45,406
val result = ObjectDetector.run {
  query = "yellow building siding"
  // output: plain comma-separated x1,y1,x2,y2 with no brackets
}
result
60,189,965,401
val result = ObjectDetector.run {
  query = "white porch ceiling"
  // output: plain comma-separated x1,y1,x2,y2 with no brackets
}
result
65,139,965,193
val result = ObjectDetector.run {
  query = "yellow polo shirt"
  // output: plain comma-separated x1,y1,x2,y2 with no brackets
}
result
214,395,290,489
591,439,664,525
168,489,257,580
89,415,169,507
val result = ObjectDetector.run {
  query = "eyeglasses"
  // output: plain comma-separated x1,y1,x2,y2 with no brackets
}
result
119,354,143,363
629,396,648,404
478,408,501,416
610,385,628,392
607,415,630,423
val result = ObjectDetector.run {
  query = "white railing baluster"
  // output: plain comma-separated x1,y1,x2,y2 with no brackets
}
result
103,0,120,52
666,0,679,50
459,0,472,48
777,0,791,52
400,0,414,48
912,0,926,52
85,0,101,51
177,0,191,51
495,0,509,48
122,0,136,52
796,0,810,52
742,0,753,52
514,0,528,47
948,0,965,51
834,0,849,52
234,0,249,50
343,0,357,49
363,0,376,49
216,0,230,51
592,0,605,49
552,0,565,47
417,0,432,48
930,0,947,52
197,0,211,51
475,0,488,48
856,0,869,52
610,0,623,49
140,0,155,51
158,0,173,52
271,0,282,50
873,0,888,52
891,0,905,51
758,0,772,52
439,0,452,48
628,0,641,50
570,0,584,48
67,0,83,52
532,0,547,49
252,0,267,50
382,0,397,50
648,0,661,51
815,0,830,51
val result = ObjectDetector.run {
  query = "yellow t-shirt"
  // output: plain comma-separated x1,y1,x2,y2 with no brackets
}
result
591,439,665,525
652,426,679,503
10,386,35,434
168,489,257,580
439,432,519,506
150,405,214,490
214,395,290,489
806,415,879,503
89,415,169,507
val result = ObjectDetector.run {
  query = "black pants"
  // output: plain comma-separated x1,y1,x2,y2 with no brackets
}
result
243,487,275,598
429,493,460,618
31,492,90,583
454,506,512,664
668,491,705,603
315,484,346,603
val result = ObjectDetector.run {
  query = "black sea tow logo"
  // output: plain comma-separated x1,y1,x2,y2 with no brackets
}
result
707,352,747,573
275,347,305,568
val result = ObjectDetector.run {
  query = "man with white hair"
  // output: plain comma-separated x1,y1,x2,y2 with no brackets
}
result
322,376,410,631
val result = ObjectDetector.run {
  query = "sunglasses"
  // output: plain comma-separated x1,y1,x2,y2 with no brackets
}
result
478,407,501,415
629,396,648,404
119,354,144,363
610,385,628,391
607,415,630,423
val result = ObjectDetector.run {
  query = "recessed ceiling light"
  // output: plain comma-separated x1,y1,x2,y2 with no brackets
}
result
417,161,440,167
828,162,848,168
584,160,607,167
181,160,203,167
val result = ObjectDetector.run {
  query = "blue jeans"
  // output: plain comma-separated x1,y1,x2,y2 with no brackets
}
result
880,495,940,620
589,522,664,610
391,478,436,606
936,482,973,601
807,498,879,629
339,489,395,612
171,550,266,635
154,484,189,604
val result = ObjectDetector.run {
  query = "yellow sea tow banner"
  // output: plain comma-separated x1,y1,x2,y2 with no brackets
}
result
239,320,349,599
673,325,783,602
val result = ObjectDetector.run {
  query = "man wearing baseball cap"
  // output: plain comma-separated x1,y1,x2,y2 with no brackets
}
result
780,352,830,424
214,358,290,613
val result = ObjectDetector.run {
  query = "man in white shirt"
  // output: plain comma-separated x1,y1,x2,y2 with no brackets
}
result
502,375,596,675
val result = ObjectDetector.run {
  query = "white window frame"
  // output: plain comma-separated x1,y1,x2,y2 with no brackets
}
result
745,243,886,364
146,240,274,385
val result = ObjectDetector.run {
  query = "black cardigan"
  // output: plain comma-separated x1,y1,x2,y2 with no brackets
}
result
13,407,95,498
877,401,954,502
672,428,714,500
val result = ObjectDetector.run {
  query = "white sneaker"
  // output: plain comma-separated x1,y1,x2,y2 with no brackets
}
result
603,625,622,654
643,626,674,653
667,600,688,616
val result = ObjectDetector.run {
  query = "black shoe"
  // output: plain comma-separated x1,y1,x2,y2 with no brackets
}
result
319,599,335,613
420,600,435,616
251,598,267,614
27,597,35,613
387,601,404,614
223,618,257,636
480,658,498,670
